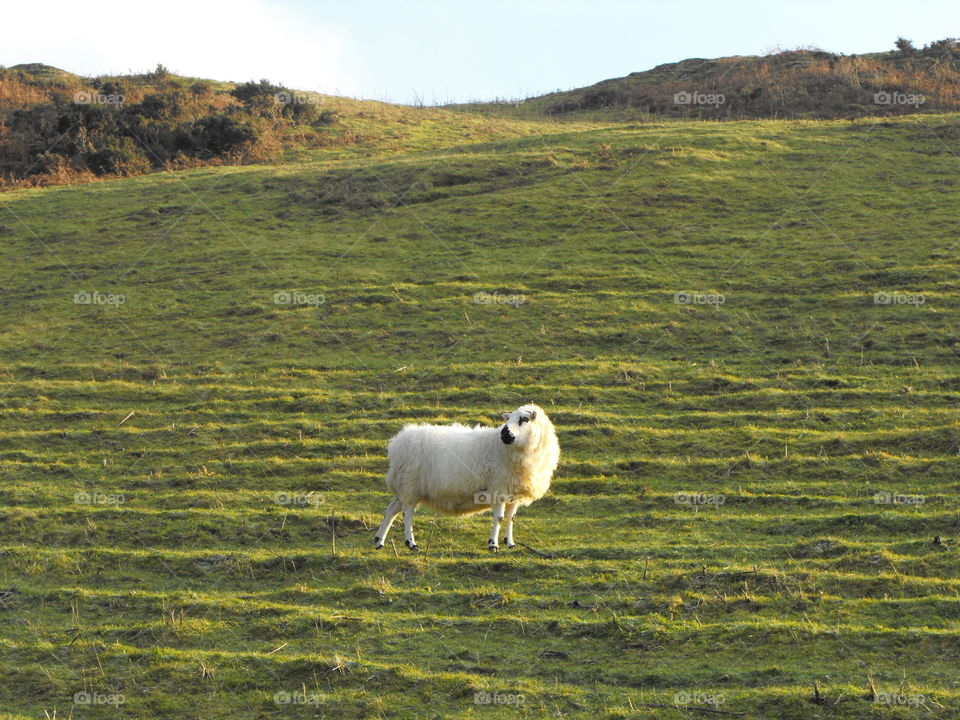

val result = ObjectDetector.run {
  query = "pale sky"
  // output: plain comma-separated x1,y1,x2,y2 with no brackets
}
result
3,0,956,103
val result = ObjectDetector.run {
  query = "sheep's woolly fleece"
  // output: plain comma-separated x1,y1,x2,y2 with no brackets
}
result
374,404,560,551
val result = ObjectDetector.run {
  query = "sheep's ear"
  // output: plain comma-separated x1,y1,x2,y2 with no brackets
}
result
528,410,537,420
502,413,511,420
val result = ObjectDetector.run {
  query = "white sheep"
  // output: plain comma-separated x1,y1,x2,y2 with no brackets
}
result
374,404,560,551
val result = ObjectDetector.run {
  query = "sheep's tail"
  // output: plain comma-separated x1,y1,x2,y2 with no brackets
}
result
384,463,396,491
384,436,401,494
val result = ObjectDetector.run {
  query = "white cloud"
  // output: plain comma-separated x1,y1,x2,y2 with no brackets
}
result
2,0,357,93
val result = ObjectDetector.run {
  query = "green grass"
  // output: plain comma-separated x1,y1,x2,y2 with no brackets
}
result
1,109,959,719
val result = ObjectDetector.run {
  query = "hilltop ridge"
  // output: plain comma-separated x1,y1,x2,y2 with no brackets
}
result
3,39,959,191
452,40,960,119
0,64,547,189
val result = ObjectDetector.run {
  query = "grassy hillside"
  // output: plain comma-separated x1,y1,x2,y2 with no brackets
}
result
1,108,959,719
452,41,960,121
0,64,549,189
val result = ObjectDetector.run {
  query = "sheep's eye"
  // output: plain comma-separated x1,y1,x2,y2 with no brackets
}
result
518,417,528,425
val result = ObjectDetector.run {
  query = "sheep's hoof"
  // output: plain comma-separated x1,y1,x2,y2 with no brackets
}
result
374,542,384,550
488,543,500,552
405,540,419,551
506,543,516,549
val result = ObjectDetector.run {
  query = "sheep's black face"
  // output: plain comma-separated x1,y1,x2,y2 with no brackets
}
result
501,406,539,446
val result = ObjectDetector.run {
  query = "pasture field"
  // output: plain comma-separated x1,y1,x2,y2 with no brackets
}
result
1,108,959,719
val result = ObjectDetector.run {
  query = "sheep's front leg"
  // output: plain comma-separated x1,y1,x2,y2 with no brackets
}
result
502,502,518,549
488,499,505,552
403,504,418,551
374,497,401,549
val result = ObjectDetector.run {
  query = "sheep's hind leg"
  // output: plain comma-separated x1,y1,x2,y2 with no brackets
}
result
403,504,419,551
374,497,402,549
488,499,505,552
502,502,518,549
